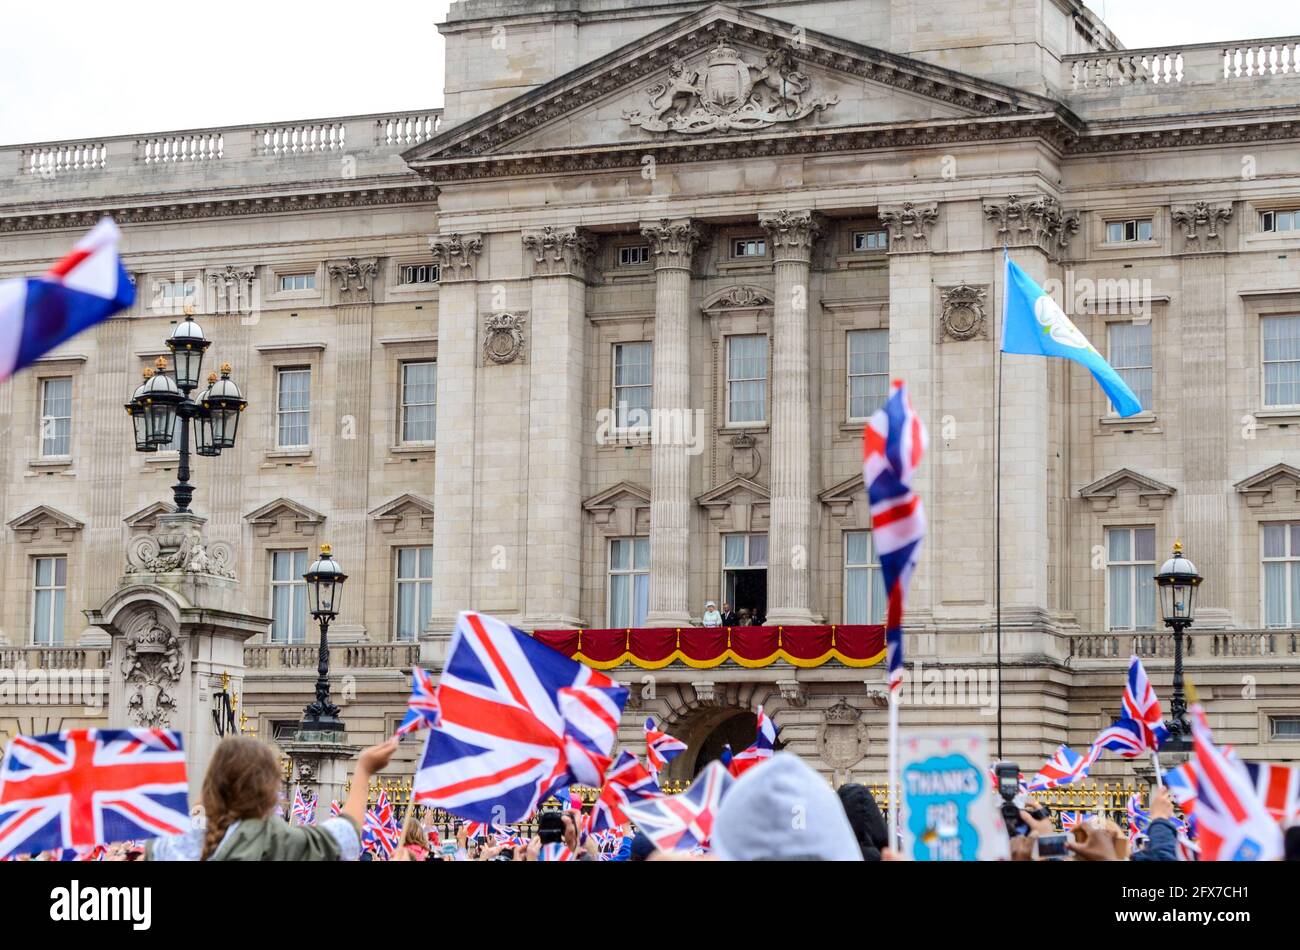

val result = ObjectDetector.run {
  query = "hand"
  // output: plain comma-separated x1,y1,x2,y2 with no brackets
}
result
1009,835,1037,862
1066,825,1120,861
456,826,467,848
391,847,414,862
357,738,399,775
582,834,599,860
1019,809,1055,837
1150,786,1174,821
880,847,904,861
525,836,542,862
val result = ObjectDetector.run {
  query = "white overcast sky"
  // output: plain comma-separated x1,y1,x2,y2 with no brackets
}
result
0,1,1296,145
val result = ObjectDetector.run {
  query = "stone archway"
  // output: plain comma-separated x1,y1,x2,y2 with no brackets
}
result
660,702,786,780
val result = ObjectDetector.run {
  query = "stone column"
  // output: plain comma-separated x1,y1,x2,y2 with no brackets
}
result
423,233,483,658
761,210,823,626
521,226,597,627
640,219,704,629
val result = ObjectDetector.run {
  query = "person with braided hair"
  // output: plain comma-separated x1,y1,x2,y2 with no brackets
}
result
146,736,398,861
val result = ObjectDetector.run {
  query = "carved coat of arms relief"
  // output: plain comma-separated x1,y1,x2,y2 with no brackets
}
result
625,43,837,135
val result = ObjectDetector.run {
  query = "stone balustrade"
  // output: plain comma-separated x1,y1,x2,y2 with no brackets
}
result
1065,37,1300,91
243,642,421,671
1070,629,1300,661
0,646,108,670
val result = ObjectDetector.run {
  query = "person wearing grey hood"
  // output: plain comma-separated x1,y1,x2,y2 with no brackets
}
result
711,752,864,861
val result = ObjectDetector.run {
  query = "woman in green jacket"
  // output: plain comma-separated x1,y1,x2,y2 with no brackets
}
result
148,736,397,861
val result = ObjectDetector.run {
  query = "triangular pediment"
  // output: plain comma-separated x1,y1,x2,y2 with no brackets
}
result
123,501,176,530
369,493,435,533
818,473,865,504
7,504,85,539
406,4,1061,179
583,481,652,512
696,475,769,508
1078,469,1176,512
244,497,326,537
1234,463,1300,507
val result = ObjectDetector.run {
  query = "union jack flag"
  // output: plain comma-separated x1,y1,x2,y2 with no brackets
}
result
363,789,399,858
414,611,628,823
0,729,189,859
1243,761,1300,825
728,706,777,777
291,786,316,826
1122,655,1169,751
1164,762,1198,814
1058,811,1091,832
863,380,927,691
644,717,686,781
396,667,441,738
1026,744,1096,792
1191,706,1283,861
623,761,734,852
589,750,663,833
329,799,342,818
461,820,488,841
1125,793,1149,845
719,744,734,771
493,827,524,849
538,842,574,862
1089,717,1147,759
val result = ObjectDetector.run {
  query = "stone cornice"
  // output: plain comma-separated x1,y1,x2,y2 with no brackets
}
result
0,182,438,234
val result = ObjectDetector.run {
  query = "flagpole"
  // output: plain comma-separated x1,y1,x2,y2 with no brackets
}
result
1150,749,1163,788
995,250,1006,762
887,689,900,852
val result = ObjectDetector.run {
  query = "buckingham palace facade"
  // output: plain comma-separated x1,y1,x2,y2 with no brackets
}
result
2,0,1300,783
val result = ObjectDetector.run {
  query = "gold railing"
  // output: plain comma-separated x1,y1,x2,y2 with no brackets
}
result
866,780,1148,824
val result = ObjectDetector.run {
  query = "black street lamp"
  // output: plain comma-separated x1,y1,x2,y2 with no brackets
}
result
300,544,349,736
124,313,247,512
1154,540,1203,753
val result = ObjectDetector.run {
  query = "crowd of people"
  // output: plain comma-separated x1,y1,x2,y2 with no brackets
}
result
15,733,1293,862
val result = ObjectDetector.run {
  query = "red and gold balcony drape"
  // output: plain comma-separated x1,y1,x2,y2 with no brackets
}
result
531,625,885,670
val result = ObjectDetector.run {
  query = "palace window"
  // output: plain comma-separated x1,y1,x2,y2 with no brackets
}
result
726,335,768,425
400,361,437,443
279,273,316,292
852,230,888,252
613,342,652,429
844,532,886,625
1106,527,1157,631
1263,523,1300,629
1270,716,1300,740
39,376,72,457
154,277,197,311
31,555,67,646
617,245,650,267
608,537,649,628
722,534,767,620
1108,321,1153,412
394,546,434,641
847,329,889,420
1106,219,1153,243
1260,210,1300,233
400,263,439,284
732,237,767,259
270,550,308,644
1262,314,1300,407
276,368,311,447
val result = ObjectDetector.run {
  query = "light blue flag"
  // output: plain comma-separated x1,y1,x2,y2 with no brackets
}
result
1000,251,1142,417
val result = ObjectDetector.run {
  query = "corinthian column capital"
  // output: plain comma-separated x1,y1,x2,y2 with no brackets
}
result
640,218,706,271
428,231,483,282
758,209,824,263
521,225,598,282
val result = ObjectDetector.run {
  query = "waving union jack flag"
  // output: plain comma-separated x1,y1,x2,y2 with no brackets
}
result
0,729,188,859
1027,744,1097,792
1122,655,1169,751
396,667,441,738
863,380,927,691
644,717,686,781
728,706,778,777
1058,811,1091,832
1164,762,1199,815
538,842,575,862
623,761,734,852
414,611,628,823
1191,707,1284,861
589,750,663,833
291,786,317,826
1089,717,1148,759
363,789,399,858
1243,761,1300,824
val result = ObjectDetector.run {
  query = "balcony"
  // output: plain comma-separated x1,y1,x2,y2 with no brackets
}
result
1070,629,1300,661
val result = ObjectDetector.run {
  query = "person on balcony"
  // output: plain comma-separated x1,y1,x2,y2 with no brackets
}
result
702,601,723,627
720,602,738,626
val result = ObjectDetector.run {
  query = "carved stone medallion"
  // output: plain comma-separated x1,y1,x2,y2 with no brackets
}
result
939,284,988,342
728,433,760,479
817,698,869,770
120,608,186,729
482,312,527,365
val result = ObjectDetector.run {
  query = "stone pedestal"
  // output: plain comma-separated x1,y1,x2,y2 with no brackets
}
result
280,737,363,819
85,512,271,801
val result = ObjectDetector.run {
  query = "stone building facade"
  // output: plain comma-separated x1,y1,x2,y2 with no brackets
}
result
2,0,1300,786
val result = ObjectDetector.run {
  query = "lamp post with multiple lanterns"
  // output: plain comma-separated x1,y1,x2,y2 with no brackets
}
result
124,313,247,512
300,544,349,737
1154,540,1203,753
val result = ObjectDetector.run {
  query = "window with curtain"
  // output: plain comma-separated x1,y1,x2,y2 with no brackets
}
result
847,329,889,420
40,377,73,457
394,546,434,640
400,361,437,443
270,550,308,643
726,335,768,425
31,555,67,645
843,531,886,625
613,342,652,429
1106,527,1156,630
276,368,311,447
1263,314,1300,407
608,537,649,628
1108,321,1152,412
1263,523,1300,629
